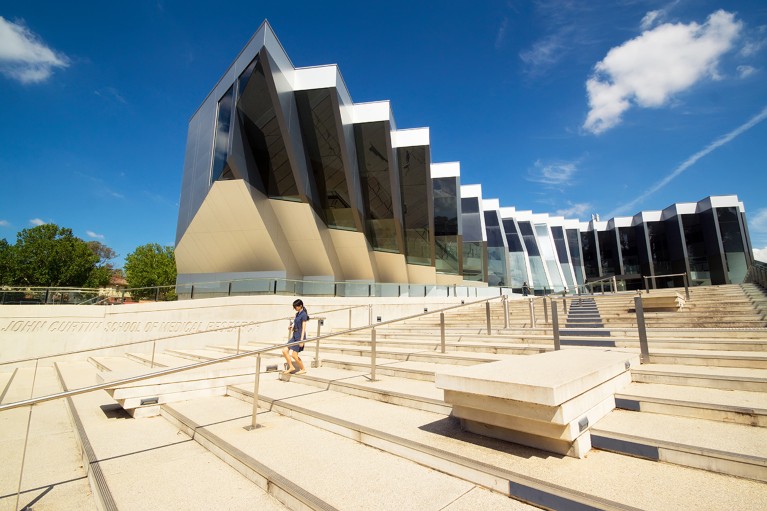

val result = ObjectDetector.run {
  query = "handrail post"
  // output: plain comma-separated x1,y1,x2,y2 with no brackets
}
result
528,298,536,328
236,327,241,355
552,301,561,350
368,304,372,326
485,301,492,335
370,328,377,381
683,273,690,301
440,312,446,354
313,319,322,368
562,295,567,315
634,296,650,364
349,308,352,329
246,354,262,430
644,277,650,294
150,341,157,369
543,298,549,324
503,296,509,329
612,276,618,294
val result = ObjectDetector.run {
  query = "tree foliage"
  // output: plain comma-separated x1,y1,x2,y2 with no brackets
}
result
0,238,12,285
0,225,120,288
13,224,99,287
124,243,177,300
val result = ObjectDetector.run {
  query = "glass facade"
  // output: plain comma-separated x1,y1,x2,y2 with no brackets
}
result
236,56,300,200
503,219,529,289
433,177,461,274
551,226,575,289
211,86,234,183
295,88,357,230
461,197,485,281
398,146,432,265
354,122,399,252
566,229,584,286
647,221,673,286
484,211,508,286
535,225,565,292
581,230,600,279
618,227,640,275
717,207,748,283
597,229,619,276
518,221,548,291
682,214,711,285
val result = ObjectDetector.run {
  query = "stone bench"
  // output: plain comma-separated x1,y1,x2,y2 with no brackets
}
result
435,349,639,458
641,293,685,311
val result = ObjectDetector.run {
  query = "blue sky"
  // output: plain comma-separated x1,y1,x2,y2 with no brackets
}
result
1,0,766,267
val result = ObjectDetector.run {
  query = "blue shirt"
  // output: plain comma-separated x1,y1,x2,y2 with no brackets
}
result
292,308,308,341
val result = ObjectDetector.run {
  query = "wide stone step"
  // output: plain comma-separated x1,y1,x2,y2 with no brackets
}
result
615,382,767,426
217,371,767,510
162,395,539,511
53,361,287,511
647,349,767,369
0,367,96,511
591,409,767,481
631,364,767,392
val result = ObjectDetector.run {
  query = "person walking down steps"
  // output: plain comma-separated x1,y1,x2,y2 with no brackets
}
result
282,299,308,374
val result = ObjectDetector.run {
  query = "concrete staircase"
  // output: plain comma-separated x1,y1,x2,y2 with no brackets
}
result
2,283,767,510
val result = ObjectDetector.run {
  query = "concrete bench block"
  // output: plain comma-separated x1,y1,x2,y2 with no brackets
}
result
641,293,685,311
436,349,637,458
443,370,631,426
436,349,638,406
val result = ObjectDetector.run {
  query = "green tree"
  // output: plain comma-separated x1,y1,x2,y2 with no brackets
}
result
13,224,98,287
124,243,177,300
84,241,118,288
0,238,14,285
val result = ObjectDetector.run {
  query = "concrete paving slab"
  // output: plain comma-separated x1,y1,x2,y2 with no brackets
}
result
232,376,767,510
54,361,288,510
166,396,481,511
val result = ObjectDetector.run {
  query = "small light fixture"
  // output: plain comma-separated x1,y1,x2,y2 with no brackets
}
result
377,316,382,322
424,308,428,312
141,397,159,406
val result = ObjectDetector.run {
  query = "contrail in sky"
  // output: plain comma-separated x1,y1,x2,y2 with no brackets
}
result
607,105,767,218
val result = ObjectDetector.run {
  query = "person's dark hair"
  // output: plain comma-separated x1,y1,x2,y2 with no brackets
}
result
293,298,309,319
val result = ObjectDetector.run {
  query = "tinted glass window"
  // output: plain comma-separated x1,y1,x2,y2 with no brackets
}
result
295,88,356,229
398,146,431,265
211,85,234,183
354,122,398,251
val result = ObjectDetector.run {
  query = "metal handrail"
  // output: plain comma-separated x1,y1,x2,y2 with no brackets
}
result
0,295,502,413
0,304,368,367
642,272,690,300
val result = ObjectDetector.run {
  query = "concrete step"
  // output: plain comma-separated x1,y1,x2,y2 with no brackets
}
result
217,372,767,510
0,366,96,511
631,364,767,392
647,349,767,369
53,361,288,511
237,341,505,366
591,409,767,481
162,395,539,511
615,382,767,426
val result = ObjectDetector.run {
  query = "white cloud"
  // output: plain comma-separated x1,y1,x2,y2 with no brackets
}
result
495,17,508,49
86,230,105,239
0,16,68,84
584,10,742,134
754,246,767,263
528,159,578,186
520,34,567,75
750,208,767,234
640,10,664,31
737,65,756,78
0,220,9,227
29,218,46,226
607,105,767,217
94,86,127,104
555,202,593,219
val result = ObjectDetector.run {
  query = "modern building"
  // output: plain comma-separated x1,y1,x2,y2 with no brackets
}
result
175,21,755,295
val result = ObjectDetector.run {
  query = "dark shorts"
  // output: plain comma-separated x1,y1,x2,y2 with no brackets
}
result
288,340,304,353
